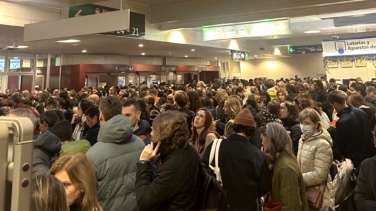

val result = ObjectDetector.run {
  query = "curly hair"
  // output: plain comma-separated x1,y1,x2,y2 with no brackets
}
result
152,111,189,154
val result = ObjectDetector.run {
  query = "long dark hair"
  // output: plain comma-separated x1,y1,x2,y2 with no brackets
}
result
190,108,219,153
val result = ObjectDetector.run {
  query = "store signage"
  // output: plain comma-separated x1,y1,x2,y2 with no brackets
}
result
69,4,145,37
231,50,248,61
288,45,323,54
115,66,135,72
322,36,376,56
161,66,176,71
203,20,291,41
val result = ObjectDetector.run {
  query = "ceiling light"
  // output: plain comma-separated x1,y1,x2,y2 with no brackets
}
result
185,55,188,58
56,39,81,43
274,47,281,56
138,44,144,47
214,57,218,60
304,30,321,34
6,45,29,49
81,49,87,53
191,48,195,52
141,52,145,56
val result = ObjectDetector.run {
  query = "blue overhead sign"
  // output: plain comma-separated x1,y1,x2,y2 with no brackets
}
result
322,36,376,57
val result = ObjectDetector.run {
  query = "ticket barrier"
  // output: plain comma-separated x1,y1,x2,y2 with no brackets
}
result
0,117,34,211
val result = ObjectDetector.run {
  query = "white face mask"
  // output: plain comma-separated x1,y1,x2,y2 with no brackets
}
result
300,124,313,136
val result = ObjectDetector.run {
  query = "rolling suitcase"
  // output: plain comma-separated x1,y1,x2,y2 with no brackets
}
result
0,117,34,211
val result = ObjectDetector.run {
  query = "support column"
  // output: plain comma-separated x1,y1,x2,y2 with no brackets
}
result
46,54,51,89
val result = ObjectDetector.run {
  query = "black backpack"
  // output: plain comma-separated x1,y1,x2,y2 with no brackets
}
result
194,140,230,211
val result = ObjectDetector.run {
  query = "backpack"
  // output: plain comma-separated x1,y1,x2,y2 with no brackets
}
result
331,158,357,210
197,139,229,211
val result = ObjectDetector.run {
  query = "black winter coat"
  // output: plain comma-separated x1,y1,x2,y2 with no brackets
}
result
136,144,201,211
355,155,376,210
202,134,270,211
336,106,376,168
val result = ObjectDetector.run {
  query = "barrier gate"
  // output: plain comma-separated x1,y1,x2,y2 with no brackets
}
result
0,117,34,211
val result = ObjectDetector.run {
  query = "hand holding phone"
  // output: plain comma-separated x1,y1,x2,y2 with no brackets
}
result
140,142,161,161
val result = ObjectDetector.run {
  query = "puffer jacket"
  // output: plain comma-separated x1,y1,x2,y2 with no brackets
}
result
86,114,144,211
297,129,335,210
32,129,61,177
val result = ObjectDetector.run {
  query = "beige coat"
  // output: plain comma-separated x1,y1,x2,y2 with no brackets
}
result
297,129,335,210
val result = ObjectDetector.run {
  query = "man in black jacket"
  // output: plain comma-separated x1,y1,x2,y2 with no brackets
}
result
202,108,270,211
328,90,376,169
122,98,151,145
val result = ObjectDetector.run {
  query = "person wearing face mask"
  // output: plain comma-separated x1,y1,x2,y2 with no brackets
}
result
297,108,335,211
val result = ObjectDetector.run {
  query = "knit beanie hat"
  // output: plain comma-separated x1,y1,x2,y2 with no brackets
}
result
234,108,256,127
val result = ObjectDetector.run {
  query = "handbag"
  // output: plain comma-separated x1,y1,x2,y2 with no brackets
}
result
306,186,324,210
263,192,282,211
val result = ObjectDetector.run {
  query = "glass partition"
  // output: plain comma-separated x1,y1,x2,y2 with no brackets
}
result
0,53,5,72
7,53,35,72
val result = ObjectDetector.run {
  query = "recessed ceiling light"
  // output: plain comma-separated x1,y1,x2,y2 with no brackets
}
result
304,30,321,34
214,57,218,60
141,52,145,56
191,48,195,52
7,45,29,49
81,49,87,53
185,55,188,58
138,44,144,47
57,39,81,43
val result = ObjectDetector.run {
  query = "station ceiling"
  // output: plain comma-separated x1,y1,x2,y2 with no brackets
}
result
1,0,376,60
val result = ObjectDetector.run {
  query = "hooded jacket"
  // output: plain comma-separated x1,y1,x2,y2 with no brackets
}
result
297,129,335,210
133,119,151,145
32,129,61,177
86,114,144,211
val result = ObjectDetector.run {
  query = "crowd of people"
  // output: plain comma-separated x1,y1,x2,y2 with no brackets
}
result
2,75,376,211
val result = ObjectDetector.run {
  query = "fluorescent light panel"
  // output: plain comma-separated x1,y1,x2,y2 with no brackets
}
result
56,39,81,43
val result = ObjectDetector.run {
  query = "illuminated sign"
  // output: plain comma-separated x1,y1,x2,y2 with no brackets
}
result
288,45,323,54
322,36,376,56
203,20,291,41
231,50,248,61
115,66,135,72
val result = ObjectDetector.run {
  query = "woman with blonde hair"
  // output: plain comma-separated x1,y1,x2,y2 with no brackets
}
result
190,107,220,156
214,90,229,136
297,108,335,210
261,122,309,211
223,96,242,137
31,174,68,211
50,153,103,211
